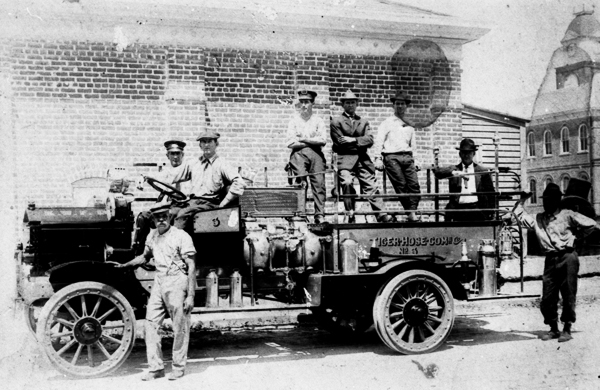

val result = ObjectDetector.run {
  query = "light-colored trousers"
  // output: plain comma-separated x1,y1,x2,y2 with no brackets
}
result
145,273,191,372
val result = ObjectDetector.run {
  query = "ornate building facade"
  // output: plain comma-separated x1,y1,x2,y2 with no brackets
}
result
524,10,600,215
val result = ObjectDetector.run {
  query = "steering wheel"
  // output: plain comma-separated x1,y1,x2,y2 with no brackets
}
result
146,177,187,202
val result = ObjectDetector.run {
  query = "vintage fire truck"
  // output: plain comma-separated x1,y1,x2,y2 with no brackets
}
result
16,145,530,378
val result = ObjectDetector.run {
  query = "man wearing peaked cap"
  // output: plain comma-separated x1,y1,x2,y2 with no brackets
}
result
433,138,495,222
330,89,391,223
372,90,421,221
133,139,189,255
165,129,245,230
514,180,600,343
286,87,327,224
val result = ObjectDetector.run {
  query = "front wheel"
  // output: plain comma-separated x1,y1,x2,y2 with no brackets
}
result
373,270,454,354
36,282,136,378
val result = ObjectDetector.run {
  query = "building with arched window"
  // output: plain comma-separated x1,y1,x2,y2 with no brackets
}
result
524,9,599,215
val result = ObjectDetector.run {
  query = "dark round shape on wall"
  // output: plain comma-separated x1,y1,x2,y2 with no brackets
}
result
391,39,451,128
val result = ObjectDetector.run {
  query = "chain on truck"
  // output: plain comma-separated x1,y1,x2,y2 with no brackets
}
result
15,133,536,378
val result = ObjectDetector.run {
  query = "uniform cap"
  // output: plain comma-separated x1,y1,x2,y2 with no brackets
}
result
196,130,221,141
340,89,359,102
297,89,317,100
164,140,186,152
456,138,479,151
390,90,412,104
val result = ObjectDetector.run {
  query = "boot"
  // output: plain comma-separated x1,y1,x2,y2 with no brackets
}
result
541,322,560,341
558,322,573,343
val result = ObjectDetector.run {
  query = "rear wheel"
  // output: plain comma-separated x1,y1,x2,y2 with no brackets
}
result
373,270,454,354
36,282,136,378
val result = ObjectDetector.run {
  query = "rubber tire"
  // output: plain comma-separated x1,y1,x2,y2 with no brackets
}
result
373,270,454,354
36,282,136,378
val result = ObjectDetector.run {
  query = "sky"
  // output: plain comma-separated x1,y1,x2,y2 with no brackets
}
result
399,0,599,117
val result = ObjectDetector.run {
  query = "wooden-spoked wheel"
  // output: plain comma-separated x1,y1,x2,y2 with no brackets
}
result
373,270,454,354
36,282,136,378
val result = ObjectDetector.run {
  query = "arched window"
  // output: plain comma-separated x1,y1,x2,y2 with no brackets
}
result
579,171,590,181
529,178,537,204
544,176,553,189
527,132,536,157
560,175,570,193
579,124,588,152
560,126,570,154
543,130,552,155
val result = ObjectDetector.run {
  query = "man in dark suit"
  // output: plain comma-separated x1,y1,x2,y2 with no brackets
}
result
433,138,495,221
330,89,391,223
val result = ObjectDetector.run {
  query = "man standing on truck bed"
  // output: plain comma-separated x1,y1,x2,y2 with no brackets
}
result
286,88,328,224
514,183,599,342
372,91,421,222
330,89,392,223
115,204,196,380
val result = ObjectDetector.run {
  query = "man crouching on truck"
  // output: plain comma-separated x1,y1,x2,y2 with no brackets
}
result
515,184,599,343
115,204,196,380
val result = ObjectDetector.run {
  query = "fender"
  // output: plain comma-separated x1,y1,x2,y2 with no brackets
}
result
374,259,468,301
48,261,149,317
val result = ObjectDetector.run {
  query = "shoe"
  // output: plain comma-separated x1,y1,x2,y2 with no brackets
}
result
540,330,560,341
314,215,324,224
168,370,185,380
377,214,393,223
141,370,165,381
558,331,573,342
347,215,356,223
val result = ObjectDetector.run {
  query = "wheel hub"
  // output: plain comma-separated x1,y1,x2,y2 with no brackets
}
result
403,298,429,326
73,317,102,345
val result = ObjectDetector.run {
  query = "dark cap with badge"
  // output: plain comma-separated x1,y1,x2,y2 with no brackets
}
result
297,89,317,101
164,140,186,152
196,130,221,141
456,138,479,152
390,90,412,105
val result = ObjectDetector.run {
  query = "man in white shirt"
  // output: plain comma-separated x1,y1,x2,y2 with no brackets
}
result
433,138,495,221
116,204,196,381
373,91,421,221
169,130,246,231
286,89,327,224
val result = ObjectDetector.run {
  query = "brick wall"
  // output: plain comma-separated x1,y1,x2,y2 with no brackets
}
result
4,38,463,218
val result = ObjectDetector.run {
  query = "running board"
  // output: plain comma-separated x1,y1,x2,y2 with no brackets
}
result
466,293,540,302
191,303,313,314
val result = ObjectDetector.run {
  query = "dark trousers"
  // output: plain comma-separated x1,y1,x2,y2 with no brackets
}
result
383,153,420,210
445,202,487,222
173,198,218,231
541,250,579,325
338,160,384,214
289,147,326,217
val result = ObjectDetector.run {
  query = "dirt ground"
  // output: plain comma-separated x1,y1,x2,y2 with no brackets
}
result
2,290,600,390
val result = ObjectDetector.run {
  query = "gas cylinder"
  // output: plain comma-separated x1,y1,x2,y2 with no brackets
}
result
205,269,219,307
478,239,497,296
229,269,242,307
340,238,358,274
